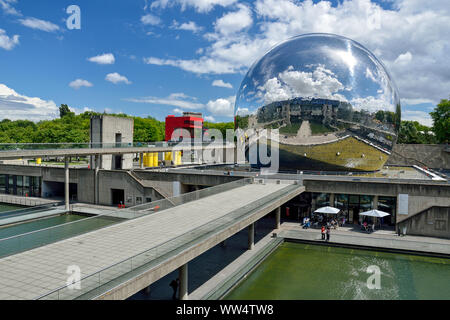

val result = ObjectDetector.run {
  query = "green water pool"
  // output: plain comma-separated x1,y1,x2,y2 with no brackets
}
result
224,242,450,300
0,214,120,257
0,203,26,213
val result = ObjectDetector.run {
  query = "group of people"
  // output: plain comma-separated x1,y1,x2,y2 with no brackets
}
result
302,214,346,230
362,220,376,232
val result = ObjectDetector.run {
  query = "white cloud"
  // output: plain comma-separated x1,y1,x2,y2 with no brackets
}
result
172,108,184,115
88,53,115,65
69,79,93,90
105,72,132,85
19,17,60,32
0,0,21,16
394,51,412,65
402,110,433,127
0,29,19,50
206,96,235,116
126,94,204,110
257,65,347,104
0,83,59,121
212,79,233,88
151,0,450,105
204,115,216,122
214,4,253,35
141,13,161,26
151,0,238,13
143,56,236,74
172,20,203,33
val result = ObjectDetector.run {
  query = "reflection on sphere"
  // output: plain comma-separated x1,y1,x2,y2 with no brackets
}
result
235,33,401,172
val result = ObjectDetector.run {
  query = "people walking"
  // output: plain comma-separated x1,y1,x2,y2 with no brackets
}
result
326,226,331,242
321,226,326,240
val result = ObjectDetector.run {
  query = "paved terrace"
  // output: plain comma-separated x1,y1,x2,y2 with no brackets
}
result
278,223,450,255
0,181,303,300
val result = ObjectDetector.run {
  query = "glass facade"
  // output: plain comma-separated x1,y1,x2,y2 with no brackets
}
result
0,174,41,197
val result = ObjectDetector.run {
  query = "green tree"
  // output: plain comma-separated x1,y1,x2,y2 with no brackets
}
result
59,104,75,118
430,99,450,143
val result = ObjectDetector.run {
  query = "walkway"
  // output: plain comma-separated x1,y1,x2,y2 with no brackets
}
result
279,222,450,255
0,181,303,300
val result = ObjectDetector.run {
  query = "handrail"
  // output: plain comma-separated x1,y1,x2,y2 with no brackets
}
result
0,178,252,257
35,182,298,300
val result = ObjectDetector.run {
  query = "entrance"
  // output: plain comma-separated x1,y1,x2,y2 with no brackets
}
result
111,189,125,206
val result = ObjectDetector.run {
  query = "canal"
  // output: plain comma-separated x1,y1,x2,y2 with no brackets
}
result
225,242,450,300
0,213,122,257
0,203,26,213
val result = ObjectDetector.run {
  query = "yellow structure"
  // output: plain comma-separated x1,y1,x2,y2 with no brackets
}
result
36,158,42,165
152,153,159,167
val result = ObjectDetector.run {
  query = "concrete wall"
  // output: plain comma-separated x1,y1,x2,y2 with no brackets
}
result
96,170,165,207
398,206,450,239
387,144,449,169
90,115,134,170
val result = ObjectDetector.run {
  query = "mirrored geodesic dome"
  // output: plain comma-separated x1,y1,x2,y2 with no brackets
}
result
235,33,401,172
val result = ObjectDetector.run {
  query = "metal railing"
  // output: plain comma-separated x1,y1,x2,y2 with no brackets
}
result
0,178,253,258
0,141,232,152
0,202,62,221
36,183,298,300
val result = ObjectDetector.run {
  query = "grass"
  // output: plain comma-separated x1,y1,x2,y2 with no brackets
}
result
309,121,335,135
278,136,389,171
279,123,301,135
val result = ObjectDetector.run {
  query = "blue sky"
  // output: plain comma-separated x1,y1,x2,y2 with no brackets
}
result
0,0,449,125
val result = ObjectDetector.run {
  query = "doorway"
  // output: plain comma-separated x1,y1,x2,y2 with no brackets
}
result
111,189,125,206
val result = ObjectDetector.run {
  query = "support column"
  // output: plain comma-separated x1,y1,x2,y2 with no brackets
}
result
248,223,255,250
144,285,151,295
373,195,379,209
140,153,144,169
275,207,281,229
94,155,100,205
329,193,335,207
64,156,70,211
179,263,188,300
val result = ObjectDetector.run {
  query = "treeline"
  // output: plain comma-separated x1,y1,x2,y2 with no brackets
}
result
0,99,447,144
0,106,166,143
0,104,235,144
398,99,449,144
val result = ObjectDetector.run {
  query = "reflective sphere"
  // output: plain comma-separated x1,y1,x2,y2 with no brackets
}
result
235,33,401,172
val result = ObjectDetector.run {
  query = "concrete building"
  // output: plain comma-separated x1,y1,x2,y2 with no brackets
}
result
90,115,134,170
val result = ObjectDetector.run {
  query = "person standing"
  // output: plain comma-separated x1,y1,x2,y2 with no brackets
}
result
170,278,180,300
321,226,326,240
326,226,331,242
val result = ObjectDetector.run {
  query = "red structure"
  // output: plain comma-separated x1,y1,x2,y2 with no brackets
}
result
165,112,204,141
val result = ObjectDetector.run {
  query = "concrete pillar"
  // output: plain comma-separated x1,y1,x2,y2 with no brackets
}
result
275,207,281,229
144,285,151,295
140,153,144,169
248,223,255,250
329,193,335,207
64,156,70,211
373,195,379,209
179,264,188,300
94,155,100,205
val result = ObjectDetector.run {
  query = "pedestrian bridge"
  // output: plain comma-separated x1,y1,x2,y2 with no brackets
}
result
0,178,304,300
